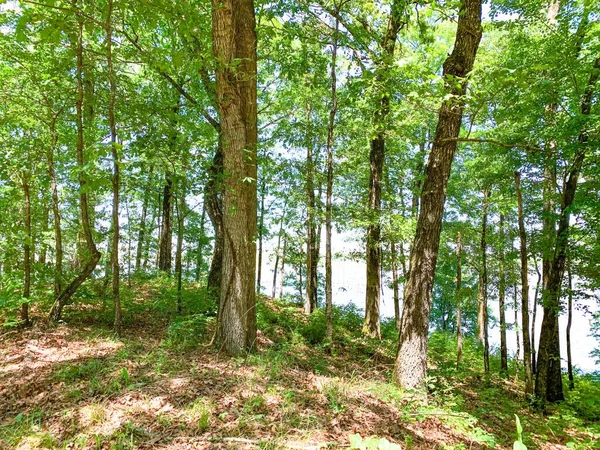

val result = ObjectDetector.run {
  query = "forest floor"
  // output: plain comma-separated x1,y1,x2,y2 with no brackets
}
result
1,281,599,450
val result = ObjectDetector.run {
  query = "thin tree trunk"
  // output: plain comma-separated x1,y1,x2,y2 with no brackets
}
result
135,167,153,272
532,257,541,374
567,259,574,390
49,5,101,321
213,0,258,354
205,144,224,304
195,203,207,282
48,112,63,297
364,0,406,340
279,238,286,299
175,190,186,314
158,174,174,273
478,188,490,375
39,205,49,265
325,13,339,345
106,0,121,336
305,102,318,315
391,241,400,330
257,179,266,293
456,231,463,367
21,176,32,326
514,285,520,381
499,214,508,374
394,0,482,389
272,205,286,299
515,171,533,395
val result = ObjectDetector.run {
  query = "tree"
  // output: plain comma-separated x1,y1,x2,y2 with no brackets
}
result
394,0,483,389
212,0,258,355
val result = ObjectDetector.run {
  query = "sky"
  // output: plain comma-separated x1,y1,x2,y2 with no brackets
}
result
258,228,599,374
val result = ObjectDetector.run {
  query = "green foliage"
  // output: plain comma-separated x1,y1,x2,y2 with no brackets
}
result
162,314,214,350
513,415,527,450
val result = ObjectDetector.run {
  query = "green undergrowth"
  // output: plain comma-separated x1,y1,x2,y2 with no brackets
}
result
1,285,599,449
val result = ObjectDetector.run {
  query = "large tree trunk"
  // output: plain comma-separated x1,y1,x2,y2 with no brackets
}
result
477,188,490,375
212,0,258,355
305,103,318,315
49,6,101,321
325,14,339,344
515,171,533,395
455,231,463,367
364,0,406,339
498,214,508,374
394,0,482,389
536,55,599,404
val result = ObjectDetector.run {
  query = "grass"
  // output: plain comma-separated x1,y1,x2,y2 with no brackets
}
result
1,281,599,449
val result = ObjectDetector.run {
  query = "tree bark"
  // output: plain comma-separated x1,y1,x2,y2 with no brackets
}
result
325,14,339,345
364,0,406,340
195,203,207,282
175,189,186,314
536,55,599,404
567,259,574,390
514,285,520,381
257,179,266,293
21,176,32,326
455,231,463,367
135,167,153,272
279,238,286,299
213,0,258,355
205,144,224,304
48,111,63,297
532,258,541,374
305,102,318,315
106,0,122,336
515,171,533,395
158,173,174,273
49,4,101,321
391,241,400,330
394,0,482,389
498,214,508,374
477,188,490,375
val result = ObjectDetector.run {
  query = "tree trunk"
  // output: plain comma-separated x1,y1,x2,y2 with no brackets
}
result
48,112,63,297
158,174,174,273
514,285,521,381
364,0,406,340
279,238,286,299
106,0,121,336
272,205,286,299
39,205,49,265
325,14,339,345
456,231,463,367
394,0,482,389
49,6,101,322
532,258,541,375
135,167,153,272
515,171,533,395
21,176,32,326
305,102,318,315
498,214,508,374
567,259,574,390
478,188,490,375
257,179,266,293
391,241,400,330
205,143,224,304
176,190,186,314
195,203,207,282
536,55,599,404
213,0,258,355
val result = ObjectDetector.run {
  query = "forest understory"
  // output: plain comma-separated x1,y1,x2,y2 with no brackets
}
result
1,282,598,450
